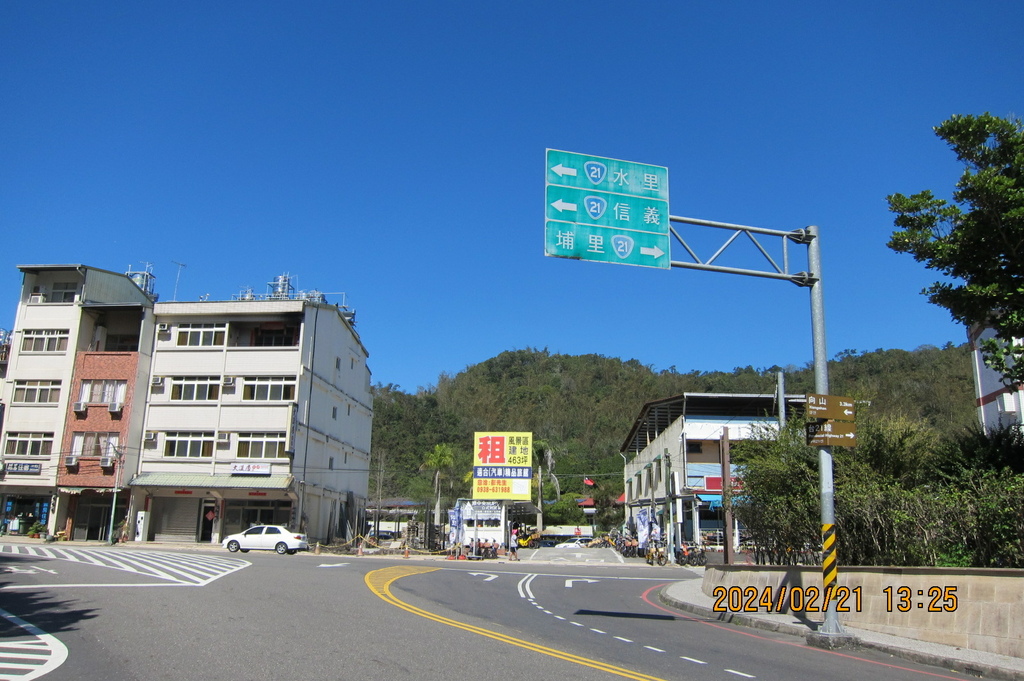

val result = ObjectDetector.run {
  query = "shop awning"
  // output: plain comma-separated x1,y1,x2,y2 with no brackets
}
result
128,473,294,490
697,494,723,509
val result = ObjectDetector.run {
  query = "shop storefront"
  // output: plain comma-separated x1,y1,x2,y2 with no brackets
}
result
129,472,296,543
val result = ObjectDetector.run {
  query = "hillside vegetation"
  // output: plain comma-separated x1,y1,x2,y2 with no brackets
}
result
370,343,977,502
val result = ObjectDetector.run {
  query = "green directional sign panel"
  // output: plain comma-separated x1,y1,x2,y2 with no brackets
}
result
545,149,670,270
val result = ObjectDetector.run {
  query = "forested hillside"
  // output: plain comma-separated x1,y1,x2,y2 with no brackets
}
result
370,343,977,504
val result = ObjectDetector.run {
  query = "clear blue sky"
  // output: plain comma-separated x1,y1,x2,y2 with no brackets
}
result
3,2,1021,392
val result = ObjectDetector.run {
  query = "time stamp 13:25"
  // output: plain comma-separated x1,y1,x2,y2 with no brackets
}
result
711,585,959,614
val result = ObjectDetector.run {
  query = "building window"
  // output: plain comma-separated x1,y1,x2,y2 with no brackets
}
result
253,324,298,347
170,376,220,401
50,282,79,303
328,456,334,470
237,432,286,459
13,380,61,404
4,432,54,456
80,380,127,404
176,323,226,347
242,376,296,401
71,432,119,457
21,329,69,353
164,432,214,458
686,442,703,454
332,406,338,420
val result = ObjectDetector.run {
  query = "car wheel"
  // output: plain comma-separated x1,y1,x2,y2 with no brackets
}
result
275,542,288,555
226,540,240,553
240,549,249,553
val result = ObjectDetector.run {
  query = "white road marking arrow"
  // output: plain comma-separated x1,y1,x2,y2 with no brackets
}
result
550,199,577,212
30,566,58,574
469,573,498,582
550,163,577,177
318,563,349,568
564,578,598,588
640,245,665,258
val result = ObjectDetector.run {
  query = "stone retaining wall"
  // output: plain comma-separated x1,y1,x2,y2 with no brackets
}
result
703,565,1024,658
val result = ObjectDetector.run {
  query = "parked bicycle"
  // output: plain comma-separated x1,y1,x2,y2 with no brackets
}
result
675,542,707,567
645,540,669,566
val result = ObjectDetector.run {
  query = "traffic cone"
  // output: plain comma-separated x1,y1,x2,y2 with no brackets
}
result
403,543,410,559
315,542,321,555
357,540,364,557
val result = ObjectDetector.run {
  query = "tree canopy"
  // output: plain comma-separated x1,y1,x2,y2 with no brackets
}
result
888,113,1024,384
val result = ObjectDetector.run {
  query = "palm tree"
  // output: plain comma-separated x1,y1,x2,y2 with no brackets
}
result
420,443,456,527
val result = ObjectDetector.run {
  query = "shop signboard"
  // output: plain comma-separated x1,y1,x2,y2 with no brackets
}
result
472,432,532,500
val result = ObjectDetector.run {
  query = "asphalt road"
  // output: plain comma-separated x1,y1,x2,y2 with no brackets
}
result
0,544,975,681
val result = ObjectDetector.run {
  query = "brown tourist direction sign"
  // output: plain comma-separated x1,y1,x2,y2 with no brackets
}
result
806,393,856,421
806,417,858,447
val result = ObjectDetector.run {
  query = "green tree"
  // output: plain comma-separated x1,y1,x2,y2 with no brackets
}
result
887,113,1024,384
420,443,456,526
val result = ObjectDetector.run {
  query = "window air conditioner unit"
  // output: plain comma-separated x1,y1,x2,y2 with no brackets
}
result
151,376,164,386
222,376,235,387
217,432,230,442
108,402,123,413
144,431,157,442
99,456,114,468
72,401,87,413
64,456,79,467
157,322,169,332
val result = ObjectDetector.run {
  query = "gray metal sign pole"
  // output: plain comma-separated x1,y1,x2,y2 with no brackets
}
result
668,216,846,638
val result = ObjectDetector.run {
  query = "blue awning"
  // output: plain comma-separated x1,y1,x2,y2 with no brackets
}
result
697,494,722,510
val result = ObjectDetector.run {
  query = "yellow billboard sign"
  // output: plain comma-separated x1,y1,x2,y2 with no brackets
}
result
472,432,533,500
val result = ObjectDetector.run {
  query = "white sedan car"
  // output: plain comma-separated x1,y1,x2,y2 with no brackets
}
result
222,525,309,555
554,537,590,549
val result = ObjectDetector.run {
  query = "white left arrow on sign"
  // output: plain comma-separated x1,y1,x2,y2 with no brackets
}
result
550,199,577,213
469,573,498,582
550,163,578,177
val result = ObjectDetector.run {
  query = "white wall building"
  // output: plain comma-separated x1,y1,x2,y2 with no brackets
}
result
1,265,372,545
968,325,1023,433
0,264,155,537
621,393,799,553
132,281,372,545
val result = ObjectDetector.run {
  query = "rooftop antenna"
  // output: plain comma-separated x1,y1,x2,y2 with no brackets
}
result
171,261,187,301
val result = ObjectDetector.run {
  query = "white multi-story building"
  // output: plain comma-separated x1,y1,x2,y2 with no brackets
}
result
1,266,372,545
0,264,155,538
968,325,1023,433
621,393,799,552
132,277,372,544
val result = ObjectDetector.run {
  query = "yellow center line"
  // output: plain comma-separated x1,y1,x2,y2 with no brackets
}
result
364,566,669,681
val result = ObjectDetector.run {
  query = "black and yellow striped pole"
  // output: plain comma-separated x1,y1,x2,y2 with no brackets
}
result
821,522,837,600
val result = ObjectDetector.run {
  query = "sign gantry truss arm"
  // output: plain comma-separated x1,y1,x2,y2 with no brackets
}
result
668,215,818,287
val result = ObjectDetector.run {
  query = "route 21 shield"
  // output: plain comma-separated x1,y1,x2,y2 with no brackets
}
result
584,161,607,185
584,195,607,220
611,235,634,259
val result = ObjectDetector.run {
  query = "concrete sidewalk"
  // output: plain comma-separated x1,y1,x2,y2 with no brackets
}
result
659,574,1024,681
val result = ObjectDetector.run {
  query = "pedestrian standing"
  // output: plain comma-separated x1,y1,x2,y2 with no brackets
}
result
508,527,519,561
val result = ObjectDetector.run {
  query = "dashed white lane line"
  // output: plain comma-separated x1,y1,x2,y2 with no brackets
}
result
512,573,756,679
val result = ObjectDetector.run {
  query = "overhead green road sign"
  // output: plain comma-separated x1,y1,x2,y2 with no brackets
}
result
546,149,669,201
546,220,669,267
545,149,671,270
